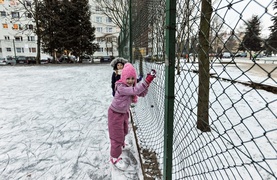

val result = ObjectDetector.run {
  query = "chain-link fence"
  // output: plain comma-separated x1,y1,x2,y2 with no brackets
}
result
119,0,277,179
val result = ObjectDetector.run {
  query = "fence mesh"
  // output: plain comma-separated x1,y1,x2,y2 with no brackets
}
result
121,0,277,179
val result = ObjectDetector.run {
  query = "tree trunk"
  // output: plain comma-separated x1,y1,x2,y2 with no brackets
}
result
197,0,212,132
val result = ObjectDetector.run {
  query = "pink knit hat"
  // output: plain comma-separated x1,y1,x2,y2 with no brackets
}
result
119,63,137,85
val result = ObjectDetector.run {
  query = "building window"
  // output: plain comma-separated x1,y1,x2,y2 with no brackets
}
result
96,17,102,23
26,24,33,30
106,27,112,33
28,36,35,41
25,12,32,18
96,27,102,32
13,24,20,30
15,36,23,41
11,12,20,18
16,47,24,53
106,37,114,42
95,6,101,11
4,36,10,40
96,37,105,42
106,47,113,52
0,11,6,17
106,17,112,23
3,23,8,28
96,37,104,42
6,47,12,52
29,47,36,53
10,0,19,5
97,47,103,52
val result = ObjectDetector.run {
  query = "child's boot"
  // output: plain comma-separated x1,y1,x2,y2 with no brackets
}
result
110,157,128,170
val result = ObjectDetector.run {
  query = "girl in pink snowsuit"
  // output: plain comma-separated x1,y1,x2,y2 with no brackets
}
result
108,63,156,170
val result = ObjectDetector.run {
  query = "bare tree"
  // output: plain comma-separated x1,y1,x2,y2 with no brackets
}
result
175,0,201,74
17,0,42,64
210,14,224,54
92,0,129,56
93,0,129,29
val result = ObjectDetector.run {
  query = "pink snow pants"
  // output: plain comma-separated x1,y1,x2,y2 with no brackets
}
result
108,107,129,158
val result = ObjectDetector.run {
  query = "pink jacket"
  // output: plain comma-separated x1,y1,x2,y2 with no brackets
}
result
110,81,149,113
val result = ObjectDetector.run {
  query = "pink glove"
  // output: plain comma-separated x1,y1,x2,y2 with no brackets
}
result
145,69,156,84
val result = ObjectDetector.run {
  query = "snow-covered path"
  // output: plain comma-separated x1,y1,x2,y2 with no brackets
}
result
0,64,114,179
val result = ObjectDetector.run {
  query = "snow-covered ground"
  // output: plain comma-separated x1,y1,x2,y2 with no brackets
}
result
178,57,276,86
134,58,277,179
0,64,142,180
0,59,276,179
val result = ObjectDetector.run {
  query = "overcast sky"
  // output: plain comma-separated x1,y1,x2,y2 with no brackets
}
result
215,0,275,37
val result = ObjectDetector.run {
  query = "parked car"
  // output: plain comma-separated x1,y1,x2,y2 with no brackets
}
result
26,56,36,64
100,56,114,63
254,53,265,58
235,52,247,57
144,54,152,62
0,57,17,66
16,56,28,64
6,57,16,65
58,55,76,63
152,54,163,61
209,52,216,57
40,55,53,64
222,52,231,58
93,56,101,63
0,57,7,65
80,55,93,63
40,59,48,64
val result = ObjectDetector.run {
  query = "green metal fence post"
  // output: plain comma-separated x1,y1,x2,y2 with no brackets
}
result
164,0,176,179
129,0,132,63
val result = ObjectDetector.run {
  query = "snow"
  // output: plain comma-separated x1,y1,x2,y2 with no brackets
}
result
133,58,277,179
179,57,276,86
0,64,141,179
0,59,276,179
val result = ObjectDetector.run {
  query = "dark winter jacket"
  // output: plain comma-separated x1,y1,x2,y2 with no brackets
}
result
111,71,121,96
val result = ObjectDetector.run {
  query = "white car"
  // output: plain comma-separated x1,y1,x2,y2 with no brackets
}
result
80,55,93,63
41,55,53,64
222,52,231,58
7,57,16,65
93,56,101,63
0,57,16,66
0,57,6,65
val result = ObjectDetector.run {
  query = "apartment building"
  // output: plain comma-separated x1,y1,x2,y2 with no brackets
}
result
0,0,119,60
89,1,120,58
0,0,43,59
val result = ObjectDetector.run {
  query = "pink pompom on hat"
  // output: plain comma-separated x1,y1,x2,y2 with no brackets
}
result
119,63,137,85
